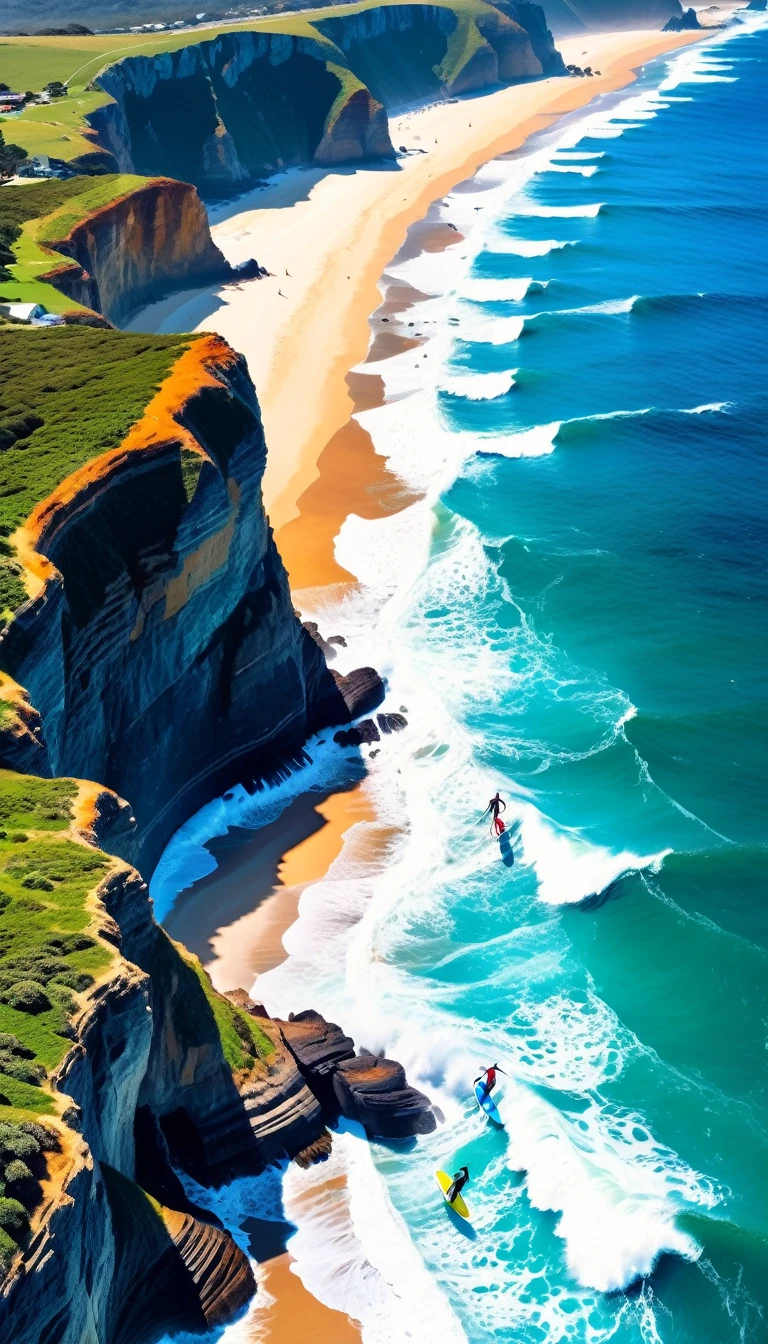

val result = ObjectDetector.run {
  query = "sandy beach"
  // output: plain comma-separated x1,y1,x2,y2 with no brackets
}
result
129,27,705,557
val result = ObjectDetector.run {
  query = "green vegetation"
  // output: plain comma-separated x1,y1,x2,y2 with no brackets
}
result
0,1118,60,1272
1,0,519,167
0,772,114,1111
0,173,149,312
0,327,192,616
185,952,274,1073
0,127,27,183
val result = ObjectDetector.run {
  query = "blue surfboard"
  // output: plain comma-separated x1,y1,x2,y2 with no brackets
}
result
474,1080,504,1126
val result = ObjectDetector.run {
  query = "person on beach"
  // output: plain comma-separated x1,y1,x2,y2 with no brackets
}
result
447,1166,469,1204
482,792,506,835
475,1063,506,1099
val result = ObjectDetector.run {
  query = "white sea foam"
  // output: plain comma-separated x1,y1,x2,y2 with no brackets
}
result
510,202,603,217
681,400,732,414
438,367,517,399
476,420,560,458
544,162,599,175
486,234,573,256
458,276,533,302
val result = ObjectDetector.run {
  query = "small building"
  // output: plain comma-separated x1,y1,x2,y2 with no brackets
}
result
0,92,26,110
16,155,71,180
0,302,46,322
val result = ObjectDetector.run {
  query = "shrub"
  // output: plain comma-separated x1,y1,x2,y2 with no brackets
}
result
0,1125,39,1162
21,874,54,892
8,834,28,844
3,1159,32,1185
3,981,50,1013
19,1122,59,1152
0,1225,17,1274
0,1051,45,1084
0,1196,28,1237
0,1034,34,1058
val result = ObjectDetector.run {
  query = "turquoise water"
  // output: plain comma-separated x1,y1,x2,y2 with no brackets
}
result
350,22,768,1344
155,21,768,1344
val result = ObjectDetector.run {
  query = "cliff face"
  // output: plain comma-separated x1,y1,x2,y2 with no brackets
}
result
43,178,232,328
88,2,563,195
0,335,346,877
91,29,393,196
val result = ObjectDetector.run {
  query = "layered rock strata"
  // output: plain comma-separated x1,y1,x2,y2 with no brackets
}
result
0,334,349,876
281,1008,437,1138
41,178,251,327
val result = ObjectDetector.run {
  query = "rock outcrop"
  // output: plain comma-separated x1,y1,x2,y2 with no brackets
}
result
662,6,701,27
524,0,683,35
281,1008,437,1138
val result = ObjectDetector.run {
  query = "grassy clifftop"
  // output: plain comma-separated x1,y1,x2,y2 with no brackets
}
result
0,327,194,617
0,173,155,312
1,0,550,171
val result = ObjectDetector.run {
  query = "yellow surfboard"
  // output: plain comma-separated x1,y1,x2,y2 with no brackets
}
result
435,1168,471,1220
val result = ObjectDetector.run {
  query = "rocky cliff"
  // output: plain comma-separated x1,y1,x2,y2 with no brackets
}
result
0,333,347,876
42,178,236,328
0,328,433,1340
91,28,393,196
87,0,563,195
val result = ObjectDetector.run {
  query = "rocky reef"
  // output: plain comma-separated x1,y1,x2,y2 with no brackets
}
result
86,0,563,195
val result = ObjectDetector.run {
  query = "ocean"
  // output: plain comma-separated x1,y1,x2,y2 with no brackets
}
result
153,17,768,1344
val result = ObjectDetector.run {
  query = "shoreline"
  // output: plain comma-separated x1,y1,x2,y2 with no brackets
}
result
138,26,712,1344
127,28,705,549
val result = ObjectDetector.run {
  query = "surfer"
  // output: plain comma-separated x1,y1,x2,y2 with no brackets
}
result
474,1063,506,1099
446,1166,469,1204
482,791,506,836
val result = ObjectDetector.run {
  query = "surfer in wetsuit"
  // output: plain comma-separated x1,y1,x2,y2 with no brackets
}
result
482,792,507,836
474,1063,506,1099
447,1166,469,1204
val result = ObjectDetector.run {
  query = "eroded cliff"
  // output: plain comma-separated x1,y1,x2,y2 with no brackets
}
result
87,0,563,194
0,326,433,1341
0,174,253,327
0,332,346,876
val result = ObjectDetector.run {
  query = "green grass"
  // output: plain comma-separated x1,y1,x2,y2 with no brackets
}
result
0,772,115,1108
0,173,154,313
185,952,275,1073
0,326,192,615
1,0,514,163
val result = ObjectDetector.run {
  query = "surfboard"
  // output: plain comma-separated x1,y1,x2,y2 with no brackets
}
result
435,1168,471,1220
474,1080,504,1126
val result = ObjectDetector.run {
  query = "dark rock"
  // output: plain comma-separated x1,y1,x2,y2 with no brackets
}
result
327,635,347,648
663,7,702,26
302,619,336,662
333,1056,437,1140
333,718,379,747
331,667,386,719
281,1009,355,1118
377,713,407,735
